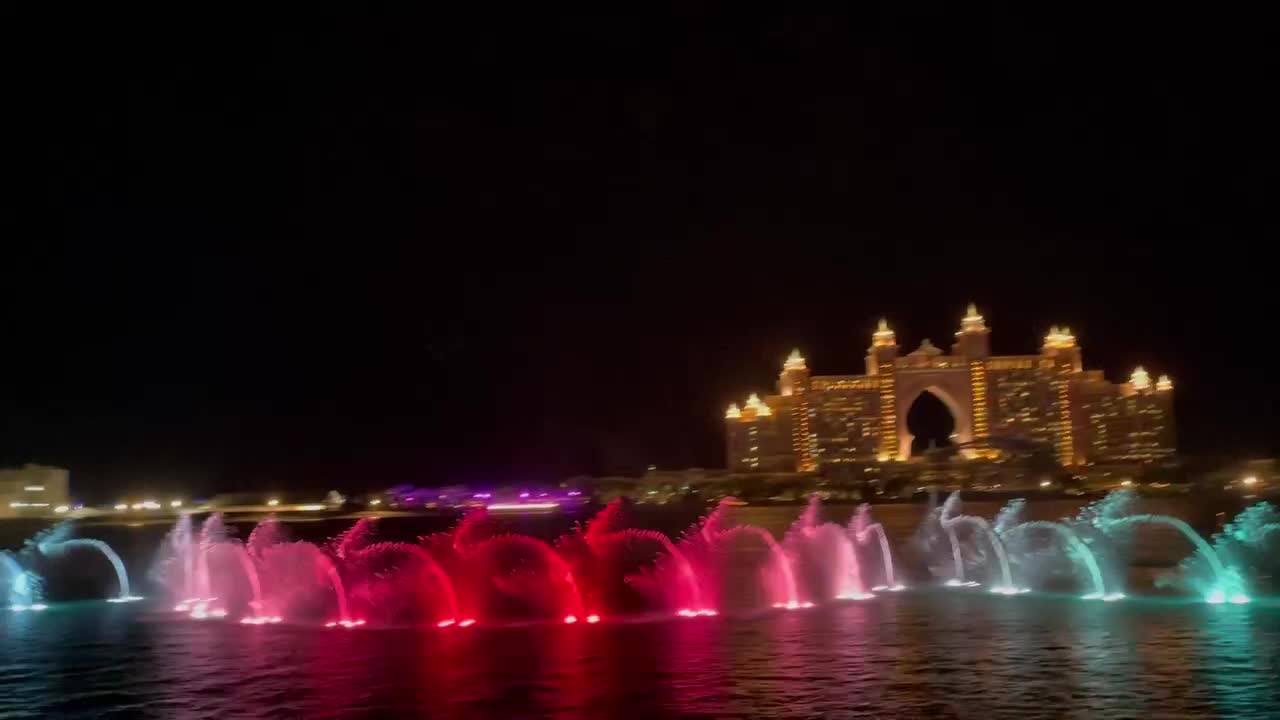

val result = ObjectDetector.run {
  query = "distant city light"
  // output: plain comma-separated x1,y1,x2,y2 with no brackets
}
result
114,503,128,511
486,502,559,511
171,500,183,508
1121,480,1133,487
296,504,325,511
267,499,280,507
54,505,69,514
23,486,45,492
1039,480,1051,487
1242,476,1259,486
368,499,382,506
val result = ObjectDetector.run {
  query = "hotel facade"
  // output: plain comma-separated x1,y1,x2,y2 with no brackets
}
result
725,306,1175,472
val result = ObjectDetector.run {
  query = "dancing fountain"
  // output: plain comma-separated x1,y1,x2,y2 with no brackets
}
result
3,551,46,611
33,524,141,603
850,503,905,592
7,489,1270,629
785,497,871,601
934,493,1024,594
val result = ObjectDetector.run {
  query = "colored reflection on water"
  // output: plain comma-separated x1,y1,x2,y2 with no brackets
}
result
8,594,1278,719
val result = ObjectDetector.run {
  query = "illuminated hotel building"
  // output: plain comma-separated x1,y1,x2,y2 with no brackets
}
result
724,306,1175,471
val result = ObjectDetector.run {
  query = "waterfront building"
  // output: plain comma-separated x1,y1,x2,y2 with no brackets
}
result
725,305,1175,471
0,464,71,518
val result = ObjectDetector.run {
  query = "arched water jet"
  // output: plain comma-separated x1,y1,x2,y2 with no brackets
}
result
232,545,264,613
353,542,463,623
809,523,869,600
852,521,903,591
604,529,709,615
940,496,1018,593
467,535,586,623
314,551,352,624
408,545,461,621
786,498,868,601
1098,514,1248,604
40,538,141,602
719,526,802,609
1002,521,1110,599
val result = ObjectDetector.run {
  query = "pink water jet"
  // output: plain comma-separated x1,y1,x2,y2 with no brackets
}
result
720,525,800,608
313,551,351,624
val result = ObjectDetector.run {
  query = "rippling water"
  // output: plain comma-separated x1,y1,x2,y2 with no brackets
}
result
3,593,1279,719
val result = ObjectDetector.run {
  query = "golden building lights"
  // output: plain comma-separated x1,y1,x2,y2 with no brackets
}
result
1130,366,1151,391
872,318,896,347
1043,325,1077,349
960,302,987,333
745,393,771,416
723,306,1176,472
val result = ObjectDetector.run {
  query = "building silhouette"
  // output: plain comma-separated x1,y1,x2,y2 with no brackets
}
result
725,305,1174,472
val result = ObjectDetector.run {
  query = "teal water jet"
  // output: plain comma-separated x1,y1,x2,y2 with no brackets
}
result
39,538,141,602
1098,514,1248,604
3,551,45,610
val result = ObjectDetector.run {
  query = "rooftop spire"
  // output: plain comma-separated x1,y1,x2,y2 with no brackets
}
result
1130,366,1151,390
872,317,896,347
960,303,987,333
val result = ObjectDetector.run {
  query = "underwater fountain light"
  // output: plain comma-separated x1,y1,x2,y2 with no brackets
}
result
10,603,49,612
677,608,718,617
239,616,281,625
107,595,143,603
563,615,578,624
1206,590,1227,604
1230,594,1251,604
458,619,477,627
586,614,601,624
436,619,456,628
1103,593,1126,602
837,592,875,600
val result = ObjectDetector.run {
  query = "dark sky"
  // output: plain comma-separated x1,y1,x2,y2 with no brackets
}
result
3,7,1277,502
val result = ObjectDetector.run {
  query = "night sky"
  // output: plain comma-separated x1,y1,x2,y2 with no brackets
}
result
4,7,1277,502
